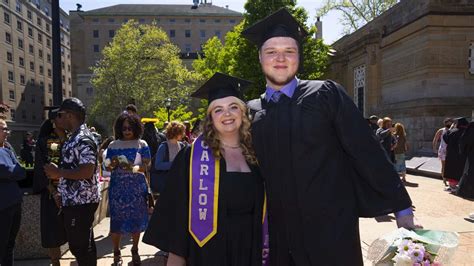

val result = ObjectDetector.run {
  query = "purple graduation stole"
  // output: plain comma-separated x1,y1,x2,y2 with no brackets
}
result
189,135,220,247
189,135,270,265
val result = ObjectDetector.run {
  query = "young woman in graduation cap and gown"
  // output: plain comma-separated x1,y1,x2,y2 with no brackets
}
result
143,73,268,266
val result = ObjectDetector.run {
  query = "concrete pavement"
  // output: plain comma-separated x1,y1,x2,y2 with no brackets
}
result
15,174,474,265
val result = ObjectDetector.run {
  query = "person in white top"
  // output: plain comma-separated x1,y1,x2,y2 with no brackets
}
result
432,118,454,186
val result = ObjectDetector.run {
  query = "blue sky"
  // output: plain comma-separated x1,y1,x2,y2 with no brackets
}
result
61,0,344,44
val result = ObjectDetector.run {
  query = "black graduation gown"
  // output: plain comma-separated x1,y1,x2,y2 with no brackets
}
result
457,122,474,198
443,127,468,181
32,133,67,248
143,146,264,266
248,79,412,266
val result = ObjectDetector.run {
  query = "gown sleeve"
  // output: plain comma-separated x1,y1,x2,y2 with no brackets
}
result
32,137,48,193
142,146,191,258
139,140,151,161
322,80,412,217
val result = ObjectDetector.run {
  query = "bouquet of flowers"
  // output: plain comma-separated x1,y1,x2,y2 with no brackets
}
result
367,228,459,266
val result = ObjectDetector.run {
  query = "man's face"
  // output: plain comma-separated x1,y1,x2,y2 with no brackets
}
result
0,121,10,144
259,37,299,90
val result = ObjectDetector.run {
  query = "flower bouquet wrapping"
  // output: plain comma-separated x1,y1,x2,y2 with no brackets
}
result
367,228,458,266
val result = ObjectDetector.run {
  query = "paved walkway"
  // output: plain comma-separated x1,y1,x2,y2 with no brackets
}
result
16,174,474,265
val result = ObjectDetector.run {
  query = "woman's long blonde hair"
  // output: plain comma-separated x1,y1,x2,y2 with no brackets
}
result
394,122,406,137
201,97,257,165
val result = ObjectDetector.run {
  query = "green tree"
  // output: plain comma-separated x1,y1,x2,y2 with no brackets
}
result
90,20,201,130
193,0,330,99
153,105,197,130
317,0,399,34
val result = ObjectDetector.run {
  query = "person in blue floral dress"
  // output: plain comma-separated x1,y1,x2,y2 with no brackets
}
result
105,112,151,265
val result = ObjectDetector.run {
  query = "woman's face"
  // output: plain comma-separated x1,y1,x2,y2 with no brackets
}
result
121,120,135,140
209,96,243,136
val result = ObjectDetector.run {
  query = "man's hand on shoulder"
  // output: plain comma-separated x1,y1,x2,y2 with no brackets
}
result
396,214,423,230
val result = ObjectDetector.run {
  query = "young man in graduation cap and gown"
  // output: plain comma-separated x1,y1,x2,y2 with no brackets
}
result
243,8,422,266
143,73,267,266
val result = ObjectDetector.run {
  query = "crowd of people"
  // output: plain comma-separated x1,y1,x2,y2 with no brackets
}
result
1,7,472,266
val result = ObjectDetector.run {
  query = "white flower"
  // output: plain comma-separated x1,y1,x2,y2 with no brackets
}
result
397,239,414,255
132,165,140,173
408,248,425,263
393,253,414,266
104,158,111,167
50,143,59,151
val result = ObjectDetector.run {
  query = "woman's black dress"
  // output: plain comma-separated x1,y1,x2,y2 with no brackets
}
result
143,147,264,266
33,132,67,248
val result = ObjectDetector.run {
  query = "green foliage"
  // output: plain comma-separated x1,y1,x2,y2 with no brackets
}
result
193,0,330,100
90,20,202,130
317,0,398,34
153,105,197,130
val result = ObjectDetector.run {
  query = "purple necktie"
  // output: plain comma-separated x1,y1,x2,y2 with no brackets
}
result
271,91,282,103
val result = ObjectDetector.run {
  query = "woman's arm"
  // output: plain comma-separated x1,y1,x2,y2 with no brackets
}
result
155,144,172,171
167,253,186,266
432,128,441,151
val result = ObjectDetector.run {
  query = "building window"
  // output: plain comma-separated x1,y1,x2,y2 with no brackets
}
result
185,18,191,23
6,51,12,62
169,18,175,23
86,87,93,96
93,30,99,38
19,56,24,67
108,18,115,23
38,33,42,42
93,44,99,53
10,109,15,120
39,65,44,75
38,49,43,58
200,30,206,38
16,20,22,31
39,81,44,90
46,38,50,47
18,38,23,49
44,7,49,16
61,61,64,69
20,75,25,84
214,19,221,23
185,30,191,38
29,44,34,54
109,30,115,38
28,27,33,37
469,42,474,74
67,64,71,72
9,90,15,100
30,61,34,71
45,23,50,32
62,89,65,96
37,17,41,26
68,78,71,84
185,44,192,52
199,19,206,23
15,0,21,13
5,32,11,43
230,19,236,24
47,69,51,77
215,31,221,38
8,71,14,82
353,65,366,115
48,83,52,92
169,30,175,38
27,10,32,20
47,54,51,63
92,18,99,23
4,12,10,24
30,78,34,84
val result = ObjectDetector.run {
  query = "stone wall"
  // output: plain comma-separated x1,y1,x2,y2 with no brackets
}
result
325,0,474,155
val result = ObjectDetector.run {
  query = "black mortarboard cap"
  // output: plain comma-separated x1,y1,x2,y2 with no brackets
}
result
454,117,469,127
44,106,60,120
241,8,308,48
191,73,252,103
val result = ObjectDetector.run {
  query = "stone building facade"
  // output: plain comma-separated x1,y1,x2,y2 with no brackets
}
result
69,2,242,111
0,0,71,148
326,0,474,154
